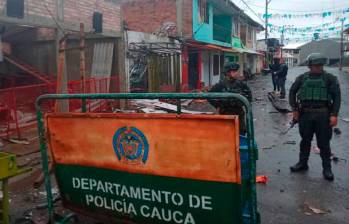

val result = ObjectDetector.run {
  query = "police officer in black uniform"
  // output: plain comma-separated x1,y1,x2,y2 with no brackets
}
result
270,57,281,93
289,53,341,181
278,58,289,99
209,62,252,134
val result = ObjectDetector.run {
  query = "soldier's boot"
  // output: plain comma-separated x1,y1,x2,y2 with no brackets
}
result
323,168,334,181
322,159,334,181
290,152,309,172
290,161,309,172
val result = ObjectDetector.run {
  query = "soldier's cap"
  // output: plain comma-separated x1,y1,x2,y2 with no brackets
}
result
225,63,240,73
306,53,327,66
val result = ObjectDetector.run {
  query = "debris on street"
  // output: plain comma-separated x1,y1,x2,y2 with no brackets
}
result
340,118,349,123
333,128,342,135
3,138,30,145
131,99,214,114
256,175,268,184
267,92,292,113
304,203,331,215
283,140,297,145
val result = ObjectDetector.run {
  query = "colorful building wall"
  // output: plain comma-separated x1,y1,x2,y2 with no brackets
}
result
192,0,232,48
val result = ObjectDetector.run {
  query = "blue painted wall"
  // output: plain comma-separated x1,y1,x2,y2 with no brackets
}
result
192,0,232,48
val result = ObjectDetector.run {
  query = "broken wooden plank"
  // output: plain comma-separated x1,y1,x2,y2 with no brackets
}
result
267,92,291,113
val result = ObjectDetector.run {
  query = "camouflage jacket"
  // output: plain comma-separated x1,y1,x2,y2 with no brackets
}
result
208,77,252,112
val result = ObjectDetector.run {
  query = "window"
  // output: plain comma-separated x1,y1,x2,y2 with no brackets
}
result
198,0,209,24
213,54,225,76
7,0,24,18
247,26,252,41
233,20,239,37
93,12,103,33
213,55,220,76
293,49,300,54
220,55,225,71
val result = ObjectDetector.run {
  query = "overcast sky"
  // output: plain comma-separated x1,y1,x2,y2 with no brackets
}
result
231,0,349,44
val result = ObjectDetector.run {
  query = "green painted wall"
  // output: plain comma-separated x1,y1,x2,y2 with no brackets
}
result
192,0,232,48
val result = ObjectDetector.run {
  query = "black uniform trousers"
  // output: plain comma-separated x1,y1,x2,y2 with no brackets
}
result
298,109,332,169
272,73,279,92
278,78,286,98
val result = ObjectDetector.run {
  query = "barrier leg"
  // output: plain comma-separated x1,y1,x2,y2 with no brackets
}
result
1,179,10,224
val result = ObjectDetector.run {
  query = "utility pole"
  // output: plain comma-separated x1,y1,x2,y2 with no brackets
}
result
280,26,285,59
265,0,272,68
265,0,271,44
340,19,344,71
80,23,86,93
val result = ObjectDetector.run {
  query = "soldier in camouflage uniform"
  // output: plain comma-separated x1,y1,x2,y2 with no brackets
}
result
209,63,252,134
289,53,341,181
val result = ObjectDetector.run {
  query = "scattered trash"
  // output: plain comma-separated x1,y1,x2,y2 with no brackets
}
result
280,189,285,193
132,99,213,115
305,203,330,215
36,195,61,210
256,175,268,184
4,138,30,145
340,118,349,123
281,120,298,135
304,212,312,216
283,140,297,145
192,99,206,104
331,155,347,163
0,140,4,148
14,218,35,224
262,146,273,150
333,128,341,135
113,109,137,113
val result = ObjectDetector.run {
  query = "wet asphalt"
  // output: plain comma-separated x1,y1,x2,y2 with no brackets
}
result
249,67,349,224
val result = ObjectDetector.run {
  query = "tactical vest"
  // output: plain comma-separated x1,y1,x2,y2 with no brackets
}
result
298,73,330,102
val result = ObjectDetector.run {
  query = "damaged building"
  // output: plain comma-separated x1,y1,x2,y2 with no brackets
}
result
122,0,264,91
0,0,123,138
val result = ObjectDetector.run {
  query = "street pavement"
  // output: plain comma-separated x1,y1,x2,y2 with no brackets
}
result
249,67,349,224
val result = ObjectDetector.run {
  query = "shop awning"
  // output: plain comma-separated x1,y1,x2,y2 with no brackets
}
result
242,48,264,55
186,41,240,53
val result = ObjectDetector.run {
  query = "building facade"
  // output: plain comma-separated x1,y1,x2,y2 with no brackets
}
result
122,0,264,91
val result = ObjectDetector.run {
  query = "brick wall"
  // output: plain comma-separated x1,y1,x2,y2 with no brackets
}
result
63,0,121,32
0,0,121,33
122,0,192,37
183,0,192,37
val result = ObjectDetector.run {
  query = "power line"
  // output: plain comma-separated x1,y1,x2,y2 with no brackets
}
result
248,2,349,13
237,0,265,24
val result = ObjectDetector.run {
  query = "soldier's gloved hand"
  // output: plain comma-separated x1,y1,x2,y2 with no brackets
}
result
330,116,338,127
292,111,299,122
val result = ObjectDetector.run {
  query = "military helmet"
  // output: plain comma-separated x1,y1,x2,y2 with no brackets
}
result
306,53,327,66
224,62,240,73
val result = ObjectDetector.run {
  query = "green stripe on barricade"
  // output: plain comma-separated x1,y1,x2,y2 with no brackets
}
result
56,164,243,224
